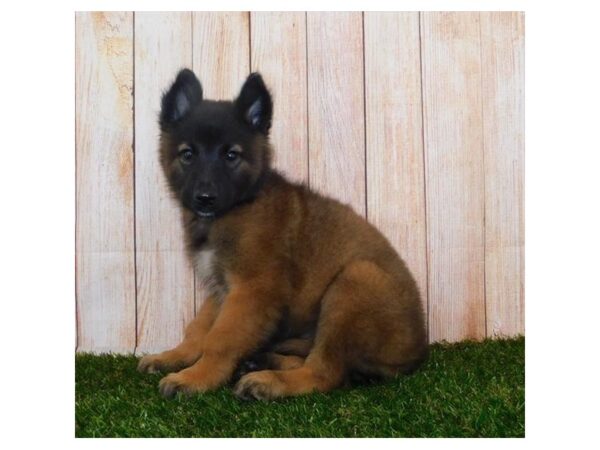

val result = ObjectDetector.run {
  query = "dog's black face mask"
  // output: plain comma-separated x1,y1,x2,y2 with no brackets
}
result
159,69,273,220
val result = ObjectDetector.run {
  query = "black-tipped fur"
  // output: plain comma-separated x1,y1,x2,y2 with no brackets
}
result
160,68,203,128
234,73,273,134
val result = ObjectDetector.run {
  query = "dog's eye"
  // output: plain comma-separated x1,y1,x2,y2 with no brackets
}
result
225,149,240,163
179,148,194,164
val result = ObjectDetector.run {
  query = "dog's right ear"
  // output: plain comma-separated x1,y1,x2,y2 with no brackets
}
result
234,73,273,134
160,69,203,128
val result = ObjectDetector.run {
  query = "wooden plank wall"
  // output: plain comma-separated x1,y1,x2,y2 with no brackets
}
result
364,12,428,333
134,12,195,354
421,12,487,342
75,11,525,353
75,12,136,353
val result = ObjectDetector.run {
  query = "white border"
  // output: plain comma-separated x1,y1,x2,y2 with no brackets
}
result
2,0,600,448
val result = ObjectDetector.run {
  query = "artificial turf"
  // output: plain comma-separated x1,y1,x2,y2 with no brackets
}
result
75,336,524,438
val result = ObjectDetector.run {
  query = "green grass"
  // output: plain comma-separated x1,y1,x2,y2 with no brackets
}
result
75,337,524,438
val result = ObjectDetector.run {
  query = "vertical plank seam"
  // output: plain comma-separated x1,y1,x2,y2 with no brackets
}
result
305,12,310,188
191,10,196,318
132,11,139,355
362,12,368,220
418,12,431,343
248,12,252,74
478,12,488,339
518,12,525,335
74,12,79,352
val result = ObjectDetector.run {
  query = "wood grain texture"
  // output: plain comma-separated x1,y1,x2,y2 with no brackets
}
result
421,12,486,342
75,12,136,353
364,12,428,328
134,12,195,354
251,12,308,183
481,12,525,338
192,12,250,101
75,12,525,353
307,12,365,215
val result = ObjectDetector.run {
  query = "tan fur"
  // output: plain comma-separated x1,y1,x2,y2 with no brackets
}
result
139,170,428,400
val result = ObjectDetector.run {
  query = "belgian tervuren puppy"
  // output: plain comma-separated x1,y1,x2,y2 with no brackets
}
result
137,69,428,400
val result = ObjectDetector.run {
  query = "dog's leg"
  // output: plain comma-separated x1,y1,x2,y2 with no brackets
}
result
232,352,306,383
137,296,220,374
263,353,305,370
270,337,313,357
158,284,281,398
239,352,306,373
234,260,426,400
234,357,344,401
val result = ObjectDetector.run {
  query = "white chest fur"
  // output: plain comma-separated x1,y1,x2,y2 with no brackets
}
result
194,248,228,302
195,249,215,284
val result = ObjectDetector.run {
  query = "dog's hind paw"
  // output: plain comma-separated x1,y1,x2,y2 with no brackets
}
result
234,370,283,401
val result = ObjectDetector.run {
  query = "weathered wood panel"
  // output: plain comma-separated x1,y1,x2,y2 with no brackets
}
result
76,11,526,352
75,12,136,353
251,12,308,183
421,12,486,342
134,12,195,354
192,12,250,101
306,12,365,215
364,12,429,324
481,12,525,337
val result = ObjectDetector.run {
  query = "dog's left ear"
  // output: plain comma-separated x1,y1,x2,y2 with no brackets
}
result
160,68,203,129
234,73,273,134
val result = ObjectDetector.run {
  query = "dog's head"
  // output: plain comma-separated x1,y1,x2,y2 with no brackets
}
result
159,69,273,220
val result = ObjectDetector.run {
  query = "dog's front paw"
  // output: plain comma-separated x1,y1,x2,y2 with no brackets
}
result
234,370,283,401
159,373,189,398
137,352,188,374
158,369,214,399
137,354,169,374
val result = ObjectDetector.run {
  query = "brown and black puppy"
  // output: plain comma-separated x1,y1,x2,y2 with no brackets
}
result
137,69,428,400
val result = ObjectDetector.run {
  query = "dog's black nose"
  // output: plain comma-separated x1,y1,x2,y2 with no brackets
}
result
194,192,216,208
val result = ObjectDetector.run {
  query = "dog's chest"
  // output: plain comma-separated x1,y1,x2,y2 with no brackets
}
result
195,249,215,281
194,248,228,301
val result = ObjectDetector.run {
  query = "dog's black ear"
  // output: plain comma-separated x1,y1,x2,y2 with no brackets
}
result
160,69,202,128
234,73,272,134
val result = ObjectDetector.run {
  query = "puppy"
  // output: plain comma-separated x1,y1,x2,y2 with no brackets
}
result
138,69,428,400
